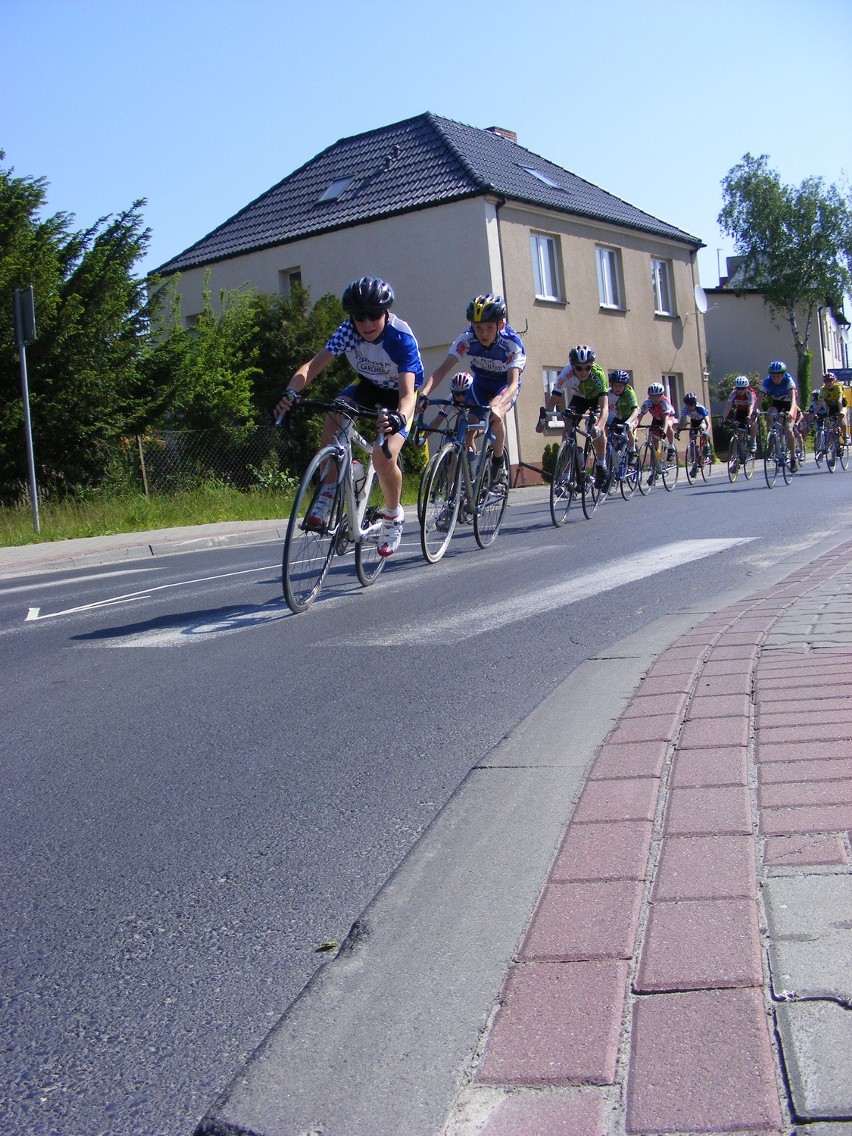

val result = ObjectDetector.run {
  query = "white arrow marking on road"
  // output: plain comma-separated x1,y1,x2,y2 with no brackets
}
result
23,564,274,622
351,538,754,647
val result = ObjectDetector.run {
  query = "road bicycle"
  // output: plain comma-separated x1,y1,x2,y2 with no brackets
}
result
605,422,641,500
725,421,756,482
680,425,713,485
637,424,679,494
549,406,608,525
813,414,847,473
418,398,509,563
763,410,794,488
280,398,394,612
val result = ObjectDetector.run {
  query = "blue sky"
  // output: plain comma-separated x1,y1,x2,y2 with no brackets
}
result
3,0,851,290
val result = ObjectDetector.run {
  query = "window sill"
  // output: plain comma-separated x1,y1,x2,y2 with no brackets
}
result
599,304,627,315
534,296,567,308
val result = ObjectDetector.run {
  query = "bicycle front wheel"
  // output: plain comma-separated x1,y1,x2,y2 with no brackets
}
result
814,429,825,468
473,446,508,548
826,434,837,473
282,448,343,613
685,440,698,485
638,442,655,495
549,440,577,526
621,449,640,500
764,437,779,488
420,444,460,563
417,451,440,523
662,445,679,491
726,438,739,483
742,440,755,480
701,439,713,481
355,467,388,586
581,438,603,518
781,442,792,484
840,439,849,470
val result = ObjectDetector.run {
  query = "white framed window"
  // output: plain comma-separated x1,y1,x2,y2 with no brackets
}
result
662,373,683,411
652,259,675,315
596,246,625,309
278,268,302,296
531,233,563,301
543,368,564,427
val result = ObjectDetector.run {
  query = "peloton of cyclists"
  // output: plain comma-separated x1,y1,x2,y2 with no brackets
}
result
541,345,610,489
760,361,800,471
636,383,677,486
274,275,423,558
419,294,525,488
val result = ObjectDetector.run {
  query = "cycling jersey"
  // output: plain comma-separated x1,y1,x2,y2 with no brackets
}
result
607,384,638,420
554,362,608,402
679,404,709,428
639,396,675,422
815,384,845,412
448,325,526,392
325,312,424,390
761,373,797,400
726,387,757,413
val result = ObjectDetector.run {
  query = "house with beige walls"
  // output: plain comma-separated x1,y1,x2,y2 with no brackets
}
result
704,257,850,400
154,113,708,476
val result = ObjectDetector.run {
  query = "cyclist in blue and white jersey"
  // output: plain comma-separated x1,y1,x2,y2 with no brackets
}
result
760,361,800,471
275,276,423,557
420,294,525,486
676,392,711,478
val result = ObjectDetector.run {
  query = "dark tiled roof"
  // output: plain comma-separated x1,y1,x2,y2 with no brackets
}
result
154,113,702,275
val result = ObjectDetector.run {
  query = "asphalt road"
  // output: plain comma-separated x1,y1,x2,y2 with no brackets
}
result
1,465,850,1136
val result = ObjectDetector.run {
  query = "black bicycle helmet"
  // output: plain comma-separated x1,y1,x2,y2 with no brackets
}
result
466,294,507,323
341,276,394,318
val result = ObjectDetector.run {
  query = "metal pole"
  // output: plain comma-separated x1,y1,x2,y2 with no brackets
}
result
18,341,40,534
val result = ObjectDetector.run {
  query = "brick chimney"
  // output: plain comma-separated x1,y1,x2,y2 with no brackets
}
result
487,126,517,143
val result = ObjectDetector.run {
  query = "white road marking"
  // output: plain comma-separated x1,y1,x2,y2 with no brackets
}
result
0,568,158,597
347,539,755,647
23,564,275,622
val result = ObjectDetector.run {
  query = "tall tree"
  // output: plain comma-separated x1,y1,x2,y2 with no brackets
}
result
718,153,852,403
1,151,154,498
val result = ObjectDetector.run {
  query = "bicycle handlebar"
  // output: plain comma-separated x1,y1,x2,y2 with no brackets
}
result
276,396,392,458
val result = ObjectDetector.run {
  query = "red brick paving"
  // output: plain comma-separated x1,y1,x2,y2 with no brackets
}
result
466,543,852,1135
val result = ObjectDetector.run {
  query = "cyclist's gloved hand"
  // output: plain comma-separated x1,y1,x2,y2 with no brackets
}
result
274,387,300,422
383,409,406,436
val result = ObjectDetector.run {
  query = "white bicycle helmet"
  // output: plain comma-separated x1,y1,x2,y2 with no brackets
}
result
648,383,665,396
450,372,474,394
734,375,750,388
569,344,596,365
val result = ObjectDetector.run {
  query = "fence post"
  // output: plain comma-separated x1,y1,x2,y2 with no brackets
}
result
137,435,149,497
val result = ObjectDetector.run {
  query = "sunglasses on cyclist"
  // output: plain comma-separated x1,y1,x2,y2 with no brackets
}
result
350,308,386,323
574,364,592,373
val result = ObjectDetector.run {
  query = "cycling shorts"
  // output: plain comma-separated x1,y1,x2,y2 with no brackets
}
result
339,380,413,439
567,393,605,418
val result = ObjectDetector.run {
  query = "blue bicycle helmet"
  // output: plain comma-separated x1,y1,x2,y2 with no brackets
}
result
768,360,786,374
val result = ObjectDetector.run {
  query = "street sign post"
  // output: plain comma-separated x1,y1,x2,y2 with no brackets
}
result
13,285,40,534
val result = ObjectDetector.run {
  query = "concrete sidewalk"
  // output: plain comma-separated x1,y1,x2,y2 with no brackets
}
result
443,538,852,1136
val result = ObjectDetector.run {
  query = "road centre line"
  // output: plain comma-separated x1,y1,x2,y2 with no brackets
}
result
346,539,754,648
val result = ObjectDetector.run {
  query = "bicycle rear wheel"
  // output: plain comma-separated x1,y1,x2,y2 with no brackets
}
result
662,445,679,491
581,438,603,518
473,445,508,548
549,439,577,526
420,444,460,563
620,449,640,499
282,448,342,613
355,468,388,586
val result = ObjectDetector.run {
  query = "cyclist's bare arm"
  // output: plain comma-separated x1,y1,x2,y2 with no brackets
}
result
274,349,334,416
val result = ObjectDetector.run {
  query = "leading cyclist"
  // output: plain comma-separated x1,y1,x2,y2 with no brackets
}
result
274,276,423,558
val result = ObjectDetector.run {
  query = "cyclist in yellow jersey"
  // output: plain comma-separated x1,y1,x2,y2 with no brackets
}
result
813,372,848,444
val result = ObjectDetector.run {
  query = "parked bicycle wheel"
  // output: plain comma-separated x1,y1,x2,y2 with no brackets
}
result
549,439,577,526
282,448,343,613
662,445,679,491
473,445,508,548
581,437,604,518
420,444,460,563
621,448,640,500
355,470,388,586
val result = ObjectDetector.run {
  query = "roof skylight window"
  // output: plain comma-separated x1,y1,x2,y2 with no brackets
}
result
521,166,561,189
318,176,354,203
